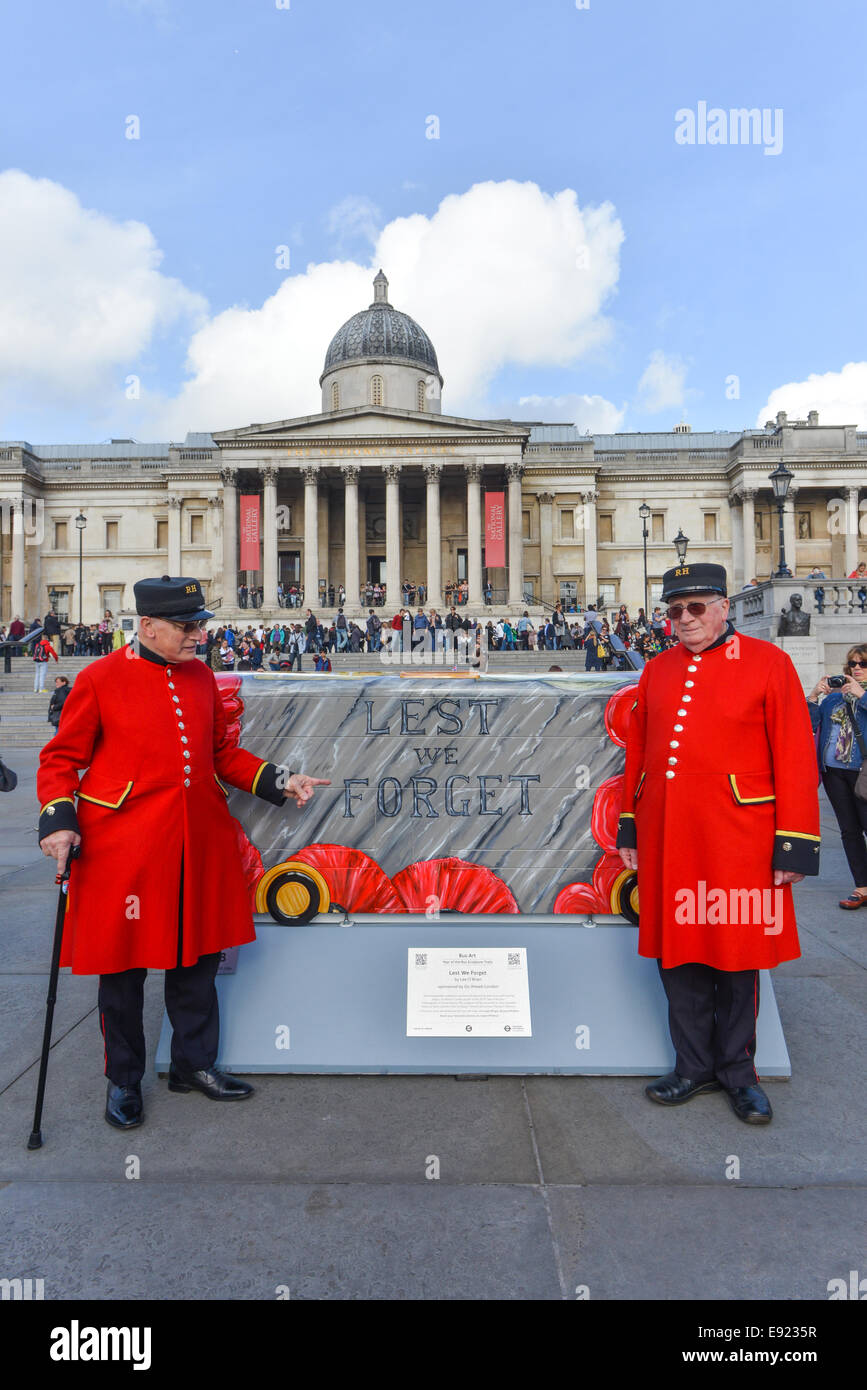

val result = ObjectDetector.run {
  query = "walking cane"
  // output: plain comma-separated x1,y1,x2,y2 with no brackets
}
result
27,844,81,1149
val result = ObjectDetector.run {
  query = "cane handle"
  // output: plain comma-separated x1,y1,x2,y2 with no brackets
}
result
55,843,81,886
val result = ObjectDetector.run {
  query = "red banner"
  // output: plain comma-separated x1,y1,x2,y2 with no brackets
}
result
239,495,261,572
485,491,506,567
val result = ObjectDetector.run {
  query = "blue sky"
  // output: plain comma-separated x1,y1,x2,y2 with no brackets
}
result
1,0,865,442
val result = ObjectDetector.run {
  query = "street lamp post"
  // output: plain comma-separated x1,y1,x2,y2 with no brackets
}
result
674,528,689,564
639,502,651,618
75,512,86,625
769,462,794,577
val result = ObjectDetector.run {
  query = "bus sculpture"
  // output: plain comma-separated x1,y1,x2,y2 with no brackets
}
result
214,670,641,927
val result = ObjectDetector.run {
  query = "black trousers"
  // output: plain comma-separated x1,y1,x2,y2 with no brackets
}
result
658,961,760,1089
98,952,221,1086
822,767,867,886
97,855,221,1086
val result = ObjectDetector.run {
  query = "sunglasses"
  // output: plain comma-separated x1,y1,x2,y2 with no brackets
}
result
666,597,725,620
165,620,206,635
847,660,866,670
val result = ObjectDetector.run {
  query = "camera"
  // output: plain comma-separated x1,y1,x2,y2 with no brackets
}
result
827,675,846,688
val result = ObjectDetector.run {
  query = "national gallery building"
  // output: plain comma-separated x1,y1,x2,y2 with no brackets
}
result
1,270,865,624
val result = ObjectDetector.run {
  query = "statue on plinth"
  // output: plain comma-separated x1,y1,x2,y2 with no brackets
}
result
778,592,811,636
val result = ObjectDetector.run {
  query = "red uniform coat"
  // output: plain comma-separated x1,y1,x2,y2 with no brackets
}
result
616,630,820,970
37,646,286,974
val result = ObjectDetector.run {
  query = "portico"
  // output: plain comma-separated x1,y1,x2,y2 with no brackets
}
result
210,412,529,616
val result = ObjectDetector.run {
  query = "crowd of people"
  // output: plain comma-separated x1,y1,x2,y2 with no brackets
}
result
0,610,127,691
257,579,479,609
191,601,683,674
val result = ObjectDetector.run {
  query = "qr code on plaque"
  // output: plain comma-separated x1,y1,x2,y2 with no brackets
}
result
415,953,427,967
507,952,521,966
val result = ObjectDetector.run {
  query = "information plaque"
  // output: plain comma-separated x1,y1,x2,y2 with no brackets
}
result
406,946,532,1037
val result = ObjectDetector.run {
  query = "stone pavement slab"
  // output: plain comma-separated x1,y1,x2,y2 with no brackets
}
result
547,1186,864,1300
0,1180,562,1300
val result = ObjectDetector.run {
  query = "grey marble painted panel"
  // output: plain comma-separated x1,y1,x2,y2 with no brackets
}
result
227,673,635,914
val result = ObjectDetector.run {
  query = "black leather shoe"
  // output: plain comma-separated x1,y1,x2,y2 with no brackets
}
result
167,1065,254,1100
725,1083,773,1124
105,1081,144,1129
645,1071,721,1105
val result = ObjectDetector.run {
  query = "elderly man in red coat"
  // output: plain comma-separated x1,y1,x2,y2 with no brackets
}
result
617,563,820,1124
37,576,329,1130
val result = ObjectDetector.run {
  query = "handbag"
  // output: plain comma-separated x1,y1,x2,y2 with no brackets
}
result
0,758,18,792
844,702,867,800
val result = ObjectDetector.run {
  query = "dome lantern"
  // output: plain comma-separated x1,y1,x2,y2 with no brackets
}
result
320,272,443,414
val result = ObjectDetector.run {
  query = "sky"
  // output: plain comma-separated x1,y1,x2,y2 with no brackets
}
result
1,0,865,444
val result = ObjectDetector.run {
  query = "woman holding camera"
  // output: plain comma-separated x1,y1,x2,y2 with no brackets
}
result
807,644,867,908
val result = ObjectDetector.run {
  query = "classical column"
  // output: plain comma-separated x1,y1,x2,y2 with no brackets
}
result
342,464,360,607
845,486,860,575
464,459,483,607
424,460,443,610
742,488,756,585
782,483,798,574
31,526,41,622
220,467,238,607
358,489,367,596
385,463,402,608
506,461,524,606
207,495,223,604
728,493,744,591
538,491,555,605
167,495,182,575
11,498,26,620
581,488,598,607
303,465,320,609
262,465,278,608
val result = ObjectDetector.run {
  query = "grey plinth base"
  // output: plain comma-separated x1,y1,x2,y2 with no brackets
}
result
155,916,791,1077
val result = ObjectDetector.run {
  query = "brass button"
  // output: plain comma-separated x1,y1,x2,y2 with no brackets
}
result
677,709,687,717
673,724,684,731
685,680,695,688
782,840,792,851
687,664,697,672
682,695,692,703
668,756,678,765
184,778,190,788
181,736,188,744
184,765,191,774
670,740,679,748
168,682,175,689
172,696,180,703
45,805,55,816
178,723,185,730
665,770,675,780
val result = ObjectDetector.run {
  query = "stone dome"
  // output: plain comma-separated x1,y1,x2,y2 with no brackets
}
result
320,270,440,380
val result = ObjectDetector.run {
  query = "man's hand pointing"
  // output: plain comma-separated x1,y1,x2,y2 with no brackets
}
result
282,774,331,808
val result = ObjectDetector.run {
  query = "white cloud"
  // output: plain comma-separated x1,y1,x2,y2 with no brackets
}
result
0,174,625,438
510,392,625,433
326,195,382,252
144,178,624,434
0,169,206,414
636,349,688,414
758,362,867,429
